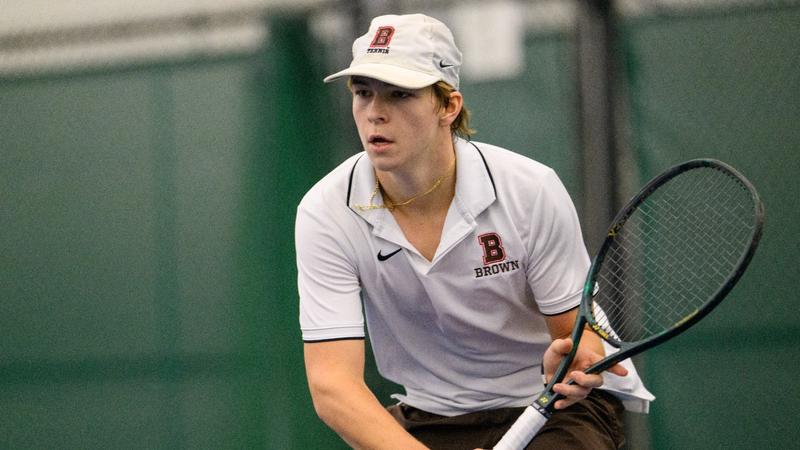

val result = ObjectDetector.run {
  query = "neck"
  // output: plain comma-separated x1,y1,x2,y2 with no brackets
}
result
381,157,455,211
377,144,457,213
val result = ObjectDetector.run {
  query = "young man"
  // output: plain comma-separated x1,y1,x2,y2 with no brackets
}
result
296,14,652,449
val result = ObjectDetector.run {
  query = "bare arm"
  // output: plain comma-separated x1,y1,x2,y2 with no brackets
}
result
304,339,428,450
543,309,627,410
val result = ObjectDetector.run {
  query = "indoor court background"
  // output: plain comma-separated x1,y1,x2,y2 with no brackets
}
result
1,0,798,449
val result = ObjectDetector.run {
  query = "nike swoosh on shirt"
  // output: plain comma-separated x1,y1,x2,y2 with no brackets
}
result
377,248,402,261
438,60,454,68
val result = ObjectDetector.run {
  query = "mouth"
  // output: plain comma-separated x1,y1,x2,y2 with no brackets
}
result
368,134,393,146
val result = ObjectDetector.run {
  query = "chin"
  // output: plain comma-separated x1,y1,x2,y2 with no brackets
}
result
366,153,400,173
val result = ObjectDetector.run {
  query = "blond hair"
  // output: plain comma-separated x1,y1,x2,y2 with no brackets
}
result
431,81,475,139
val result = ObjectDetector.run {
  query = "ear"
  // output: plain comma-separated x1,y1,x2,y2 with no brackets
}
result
439,91,463,128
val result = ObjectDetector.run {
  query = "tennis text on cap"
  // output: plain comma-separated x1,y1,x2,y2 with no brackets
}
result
474,232,520,278
367,26,394,54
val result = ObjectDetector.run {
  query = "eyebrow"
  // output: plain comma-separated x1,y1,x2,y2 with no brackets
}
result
350,76,370,87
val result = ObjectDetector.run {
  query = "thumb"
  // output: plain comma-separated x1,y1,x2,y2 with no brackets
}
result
550,337,573,356
544,337,574,379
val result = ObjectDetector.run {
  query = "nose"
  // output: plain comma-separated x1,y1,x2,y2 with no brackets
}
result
367,96,387,124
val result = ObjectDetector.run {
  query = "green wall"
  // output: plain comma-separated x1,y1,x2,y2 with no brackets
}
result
0,16,336,449
463,30,582,198
620,5,800,449
1,5,798,449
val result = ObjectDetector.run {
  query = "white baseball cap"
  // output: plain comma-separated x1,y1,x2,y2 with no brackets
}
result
323,14,462,90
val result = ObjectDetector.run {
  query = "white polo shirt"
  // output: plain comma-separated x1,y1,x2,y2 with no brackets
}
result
296,138,653,416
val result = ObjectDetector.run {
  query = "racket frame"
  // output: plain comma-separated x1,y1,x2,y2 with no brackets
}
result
532,158,764,415
495,158,764,450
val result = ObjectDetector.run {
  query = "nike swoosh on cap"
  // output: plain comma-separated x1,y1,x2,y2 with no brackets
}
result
438,60,454,68
377,248,402,261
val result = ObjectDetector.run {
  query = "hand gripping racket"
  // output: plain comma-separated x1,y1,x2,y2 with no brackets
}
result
493,159,764,450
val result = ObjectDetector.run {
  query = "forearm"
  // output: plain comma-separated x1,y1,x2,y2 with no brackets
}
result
304,341,427,449
309,375,427,449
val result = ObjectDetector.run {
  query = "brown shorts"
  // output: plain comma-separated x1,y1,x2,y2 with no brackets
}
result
387,390,626,450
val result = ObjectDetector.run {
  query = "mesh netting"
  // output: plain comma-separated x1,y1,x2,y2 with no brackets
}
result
591,164,759,343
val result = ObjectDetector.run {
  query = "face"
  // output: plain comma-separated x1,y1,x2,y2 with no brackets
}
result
350,76,449,173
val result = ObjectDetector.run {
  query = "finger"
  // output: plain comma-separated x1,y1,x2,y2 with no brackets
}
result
553,382,591,398
568,371,604,388
606,362,629,377
554,398,578,410
551,383,591,410
572,350,629,377
569,347,604,372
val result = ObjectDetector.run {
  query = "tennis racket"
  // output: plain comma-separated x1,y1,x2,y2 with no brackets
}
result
493,158,764,450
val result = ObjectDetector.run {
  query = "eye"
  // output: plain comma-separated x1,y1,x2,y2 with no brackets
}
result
352,88,371,98
392,90,413,99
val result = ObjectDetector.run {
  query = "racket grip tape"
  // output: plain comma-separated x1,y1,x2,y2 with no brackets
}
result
492,405,550,450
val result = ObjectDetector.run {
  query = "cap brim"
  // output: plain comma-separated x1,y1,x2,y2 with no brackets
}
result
323,63,440,89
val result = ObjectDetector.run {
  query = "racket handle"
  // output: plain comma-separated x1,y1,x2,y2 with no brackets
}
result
493,405,550,450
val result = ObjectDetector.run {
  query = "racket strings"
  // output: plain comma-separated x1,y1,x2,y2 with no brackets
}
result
591,166,758,343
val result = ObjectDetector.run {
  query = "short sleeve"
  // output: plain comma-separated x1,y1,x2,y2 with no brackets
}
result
296,200,365,341
525,170,590,315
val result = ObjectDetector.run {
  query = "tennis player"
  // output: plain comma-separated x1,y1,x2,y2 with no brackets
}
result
296,13,653,449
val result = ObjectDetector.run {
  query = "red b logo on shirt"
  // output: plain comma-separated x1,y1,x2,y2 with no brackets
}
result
478,233,506,265
370,26,395,47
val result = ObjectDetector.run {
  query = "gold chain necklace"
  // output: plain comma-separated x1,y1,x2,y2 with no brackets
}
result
355,158,456,211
